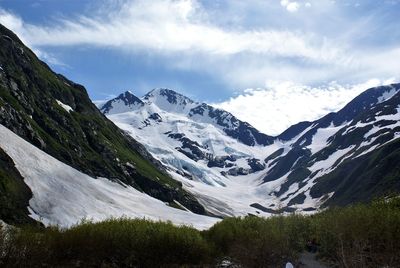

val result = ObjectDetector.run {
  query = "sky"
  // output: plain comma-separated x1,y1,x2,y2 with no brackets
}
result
0,0,399,135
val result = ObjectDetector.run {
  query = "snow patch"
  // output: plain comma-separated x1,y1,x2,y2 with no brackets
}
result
307,123,343,154
377,86,400,104
56,100,73,113
0,124,219,230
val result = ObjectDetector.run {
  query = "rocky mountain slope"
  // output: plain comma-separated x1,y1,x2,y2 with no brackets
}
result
0,24,207,225
102,85,400,217
264,84,400,209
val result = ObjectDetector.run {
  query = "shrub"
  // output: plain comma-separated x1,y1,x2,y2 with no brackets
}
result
0,197,399,267
313,198,400,267
204,215,311,267
54,218,213,266
0,218,214,267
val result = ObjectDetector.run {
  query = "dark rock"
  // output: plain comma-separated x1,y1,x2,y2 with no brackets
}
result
148,112,162,122
247,158,265,172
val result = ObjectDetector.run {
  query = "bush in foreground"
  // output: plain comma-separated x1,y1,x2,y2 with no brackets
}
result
0,197,399,267
204,215,311,267
0,218,213,267
312,198,400,267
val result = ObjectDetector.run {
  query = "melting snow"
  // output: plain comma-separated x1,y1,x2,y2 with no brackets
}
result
307,123,343,154
0,124,219,230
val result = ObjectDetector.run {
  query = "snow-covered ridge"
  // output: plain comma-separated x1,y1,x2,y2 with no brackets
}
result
143,88,197,114
101,91,144,115
102,85,400,216
0,124,219,230
101,88,273,146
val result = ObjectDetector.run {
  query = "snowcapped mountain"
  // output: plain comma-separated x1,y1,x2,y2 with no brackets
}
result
272,84,400,208
103,89,274,146
102,85,400,217
101,91,144,115
101,89,281,217
0,24,207,226
102,89,275,181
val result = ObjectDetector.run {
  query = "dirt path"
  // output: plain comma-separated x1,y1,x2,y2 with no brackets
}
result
298,252,329,268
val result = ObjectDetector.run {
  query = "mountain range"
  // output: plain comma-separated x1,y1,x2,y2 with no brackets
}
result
100,85,400,217
0,23,399,228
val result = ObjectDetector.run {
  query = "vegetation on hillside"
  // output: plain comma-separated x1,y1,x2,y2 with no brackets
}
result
1,197,399,267
0,148,38,225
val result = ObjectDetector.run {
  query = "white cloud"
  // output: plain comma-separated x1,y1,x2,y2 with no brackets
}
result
214,79,391,135
287,2,300,12
0,1,398,94
31,49,68,67
281,0,290,6
0,9,66,67
0,1,345,63
281,0,300,12
0,9,25,42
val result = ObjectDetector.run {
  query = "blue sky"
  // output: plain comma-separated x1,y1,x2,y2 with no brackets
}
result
0,0,399,134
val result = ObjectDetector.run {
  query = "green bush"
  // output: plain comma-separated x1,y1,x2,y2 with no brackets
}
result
312,198,400,267
0,197,399,267
0,218,214,267
204,215,311,267
55,218,213,266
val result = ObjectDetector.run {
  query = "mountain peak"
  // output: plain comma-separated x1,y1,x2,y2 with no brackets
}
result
144,88,195,104
117,90,137,101
100,90,144,114
143,88,196,112
121,90,133,95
